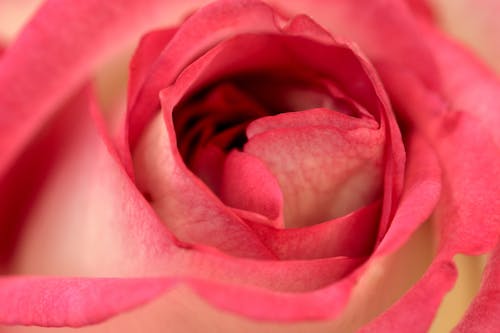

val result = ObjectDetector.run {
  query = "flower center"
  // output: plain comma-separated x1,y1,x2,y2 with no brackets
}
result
172,69,381,228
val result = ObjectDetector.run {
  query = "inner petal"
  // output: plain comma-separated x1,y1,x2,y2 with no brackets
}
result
244,111,385,228
164,32,389,230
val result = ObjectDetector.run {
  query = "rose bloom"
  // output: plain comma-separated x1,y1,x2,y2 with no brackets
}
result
0,0,499,332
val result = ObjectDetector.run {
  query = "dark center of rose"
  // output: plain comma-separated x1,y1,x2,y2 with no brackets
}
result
173,70,364,194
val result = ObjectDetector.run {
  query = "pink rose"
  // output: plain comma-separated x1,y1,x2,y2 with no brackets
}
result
0,0,499,332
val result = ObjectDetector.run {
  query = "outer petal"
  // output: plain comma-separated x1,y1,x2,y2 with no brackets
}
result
362,65,500,333
266,0,440,91
357,31,500,333
0,277,178,327
0,0,208,179
4,89,176,277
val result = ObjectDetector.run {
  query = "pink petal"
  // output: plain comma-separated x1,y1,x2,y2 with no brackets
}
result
0,0,207,179
266,0,439,91
127,28,178,107
4,89,175,277
174,83,267,169
125,0,283,152
220,150,284,228
132,112,277,259
0,276,177,327
244,116,384,228
276,1,500,327
247,201,380,260
364,72,500,333
377,65,500,259
0,88,92,268
419,21,500,146
355,17,499,333
0,1,42,41
403,0,435,20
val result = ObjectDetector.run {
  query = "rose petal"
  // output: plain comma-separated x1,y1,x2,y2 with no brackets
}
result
220,150,284,228
0,276,177,327
132,113,277,259
356,29,500,333
419,21,500,146
0,86,366,315
125,0,283,153
247,201,380,260
128,28,178,107
377,66,500,258
246,108,378,137
345,132,444,332
362,74,499,333
0,81,439,327
266,0,439,91
404,0,435,20
244,116,384,228
0,1,42,41
5,89,176,277
0,88,95,269
0,0,208,178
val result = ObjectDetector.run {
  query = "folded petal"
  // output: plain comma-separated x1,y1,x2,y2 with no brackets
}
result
4,89,176,277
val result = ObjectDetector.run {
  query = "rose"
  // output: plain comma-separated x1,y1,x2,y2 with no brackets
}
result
0,1,499,332
0,1,498,332
0,1,498,330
